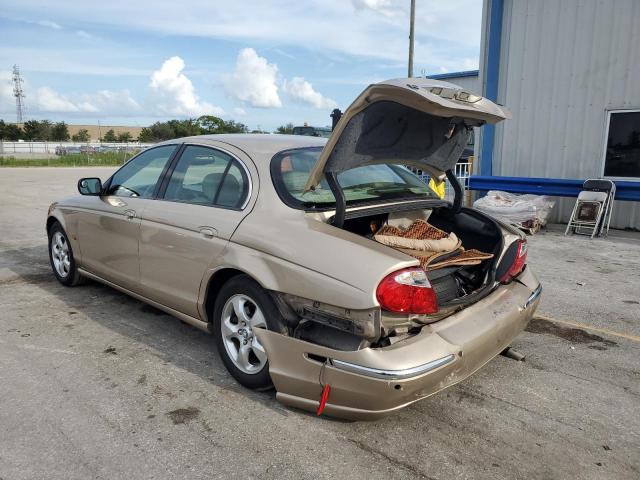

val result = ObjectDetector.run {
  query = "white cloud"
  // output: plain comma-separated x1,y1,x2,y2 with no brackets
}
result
36,20,62,30
35,87,87,112
33,87,140,114
283,77,337,109
232,107,247,116
76,30,92,39
0,72,15,115
224,48,281,108
6,1,483,81
83,89,140,113
0,72,141,117
461,57,479,71
352,0,403,17
150,56,224,116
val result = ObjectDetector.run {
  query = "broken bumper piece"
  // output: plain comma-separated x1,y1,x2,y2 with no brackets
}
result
254,268,541,420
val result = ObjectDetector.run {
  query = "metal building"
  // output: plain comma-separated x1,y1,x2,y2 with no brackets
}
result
473,0,640,229
427,70,479,95
427,70,482,161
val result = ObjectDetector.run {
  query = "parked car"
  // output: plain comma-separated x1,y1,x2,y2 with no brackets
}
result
46,77,541,419
55,145,82,156
80,145,96,154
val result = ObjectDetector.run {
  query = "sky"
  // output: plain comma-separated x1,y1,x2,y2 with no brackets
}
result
0,0,483,131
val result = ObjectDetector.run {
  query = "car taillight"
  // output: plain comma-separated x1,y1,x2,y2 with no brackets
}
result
499,239,528,283
376,268,439,314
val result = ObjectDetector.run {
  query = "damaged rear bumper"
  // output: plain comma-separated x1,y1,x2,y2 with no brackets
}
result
254,267,541,420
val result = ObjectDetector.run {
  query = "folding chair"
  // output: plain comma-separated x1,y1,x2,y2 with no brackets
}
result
565,179,616,238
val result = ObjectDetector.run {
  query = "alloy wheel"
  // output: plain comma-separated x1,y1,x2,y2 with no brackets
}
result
51,231,71,278
220,294,269,374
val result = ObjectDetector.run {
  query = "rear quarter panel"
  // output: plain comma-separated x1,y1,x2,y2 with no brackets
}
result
226,197,418,310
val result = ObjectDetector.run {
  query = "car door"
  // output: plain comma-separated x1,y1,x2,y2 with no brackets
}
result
138,143,255,318
76,145,178,291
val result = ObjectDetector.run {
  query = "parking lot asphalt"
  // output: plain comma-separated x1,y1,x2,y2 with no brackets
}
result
1,167,639,480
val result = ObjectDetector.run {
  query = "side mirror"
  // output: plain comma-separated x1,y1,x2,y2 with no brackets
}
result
78,177,102,195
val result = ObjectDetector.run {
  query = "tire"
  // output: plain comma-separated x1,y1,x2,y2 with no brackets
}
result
212,274,286,390
48,222,83,286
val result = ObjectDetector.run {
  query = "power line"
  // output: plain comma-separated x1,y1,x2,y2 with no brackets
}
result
12,64,26,124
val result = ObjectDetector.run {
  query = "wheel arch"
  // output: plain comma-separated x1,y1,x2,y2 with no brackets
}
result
202,267,256,324
46,214,63,234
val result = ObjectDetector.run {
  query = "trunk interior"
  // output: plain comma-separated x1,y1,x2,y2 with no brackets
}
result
340,205,504,307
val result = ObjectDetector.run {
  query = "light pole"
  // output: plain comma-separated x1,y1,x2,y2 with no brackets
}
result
408,0,416,77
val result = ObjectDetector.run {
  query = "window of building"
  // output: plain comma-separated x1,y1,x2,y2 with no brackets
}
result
603,110,640,178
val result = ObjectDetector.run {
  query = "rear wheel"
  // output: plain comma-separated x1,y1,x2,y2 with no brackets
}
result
212,275,285,390
48,222,83,286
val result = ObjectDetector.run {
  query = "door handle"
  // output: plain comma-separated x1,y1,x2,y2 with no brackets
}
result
124,209,136,220
199,227,217,238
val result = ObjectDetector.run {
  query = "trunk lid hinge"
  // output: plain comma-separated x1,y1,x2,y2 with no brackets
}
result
445,169,463,214
326,171,346,228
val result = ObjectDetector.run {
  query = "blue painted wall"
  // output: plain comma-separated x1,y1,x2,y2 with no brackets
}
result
480,0,504,177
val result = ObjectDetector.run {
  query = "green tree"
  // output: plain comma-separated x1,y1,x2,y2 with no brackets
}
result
23,120,52,140
22,120,39,140
6,123,23,140
117,131,133,143
71,129,90,142
137,127,154,143
197,115,248,134
102,129,117,142
276,123,294,134
223,120,249,134
0,120,23,140
51,122,70,141
197,115,224,134
140,122,175,141
167,119,201,137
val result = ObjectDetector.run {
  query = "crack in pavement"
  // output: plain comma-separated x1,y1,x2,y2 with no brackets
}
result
346,437,438,480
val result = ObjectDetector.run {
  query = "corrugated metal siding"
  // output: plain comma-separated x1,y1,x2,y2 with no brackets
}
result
444,75,480,94
492,0,640,229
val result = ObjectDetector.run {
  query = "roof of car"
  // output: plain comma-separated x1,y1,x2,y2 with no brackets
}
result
158,134,327,159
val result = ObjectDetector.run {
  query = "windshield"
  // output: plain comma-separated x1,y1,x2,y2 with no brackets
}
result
271,147,438,209
292,126,332,138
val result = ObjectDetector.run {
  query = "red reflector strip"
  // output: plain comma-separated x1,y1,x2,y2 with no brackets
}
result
316,384,331,416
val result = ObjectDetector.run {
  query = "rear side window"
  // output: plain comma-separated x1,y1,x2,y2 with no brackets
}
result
107,145,176,198
163,145,249,209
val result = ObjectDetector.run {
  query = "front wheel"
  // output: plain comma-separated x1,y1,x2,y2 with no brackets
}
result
212,275,285,390
48,222,83,286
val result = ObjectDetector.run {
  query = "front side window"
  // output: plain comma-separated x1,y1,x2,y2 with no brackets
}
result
604,110,640,178
163,145,249,208
107,145,176,198
271,147,438,209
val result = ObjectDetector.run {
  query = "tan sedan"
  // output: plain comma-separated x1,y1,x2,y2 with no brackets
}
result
47,77,541,419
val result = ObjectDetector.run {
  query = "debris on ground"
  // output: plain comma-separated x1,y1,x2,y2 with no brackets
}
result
473,190,555,234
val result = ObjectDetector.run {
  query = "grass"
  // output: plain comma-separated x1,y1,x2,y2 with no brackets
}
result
0,151,138,167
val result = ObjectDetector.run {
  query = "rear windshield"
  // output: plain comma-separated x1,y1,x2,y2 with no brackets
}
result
271,147,438,209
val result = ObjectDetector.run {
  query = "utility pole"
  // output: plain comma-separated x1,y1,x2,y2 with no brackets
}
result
408,0,416,77
12,65,26,124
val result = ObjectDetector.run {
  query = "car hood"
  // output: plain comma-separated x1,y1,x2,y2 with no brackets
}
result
303,77,510,191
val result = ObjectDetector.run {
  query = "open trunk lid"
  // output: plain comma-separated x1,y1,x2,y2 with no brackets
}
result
303,77,510,191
